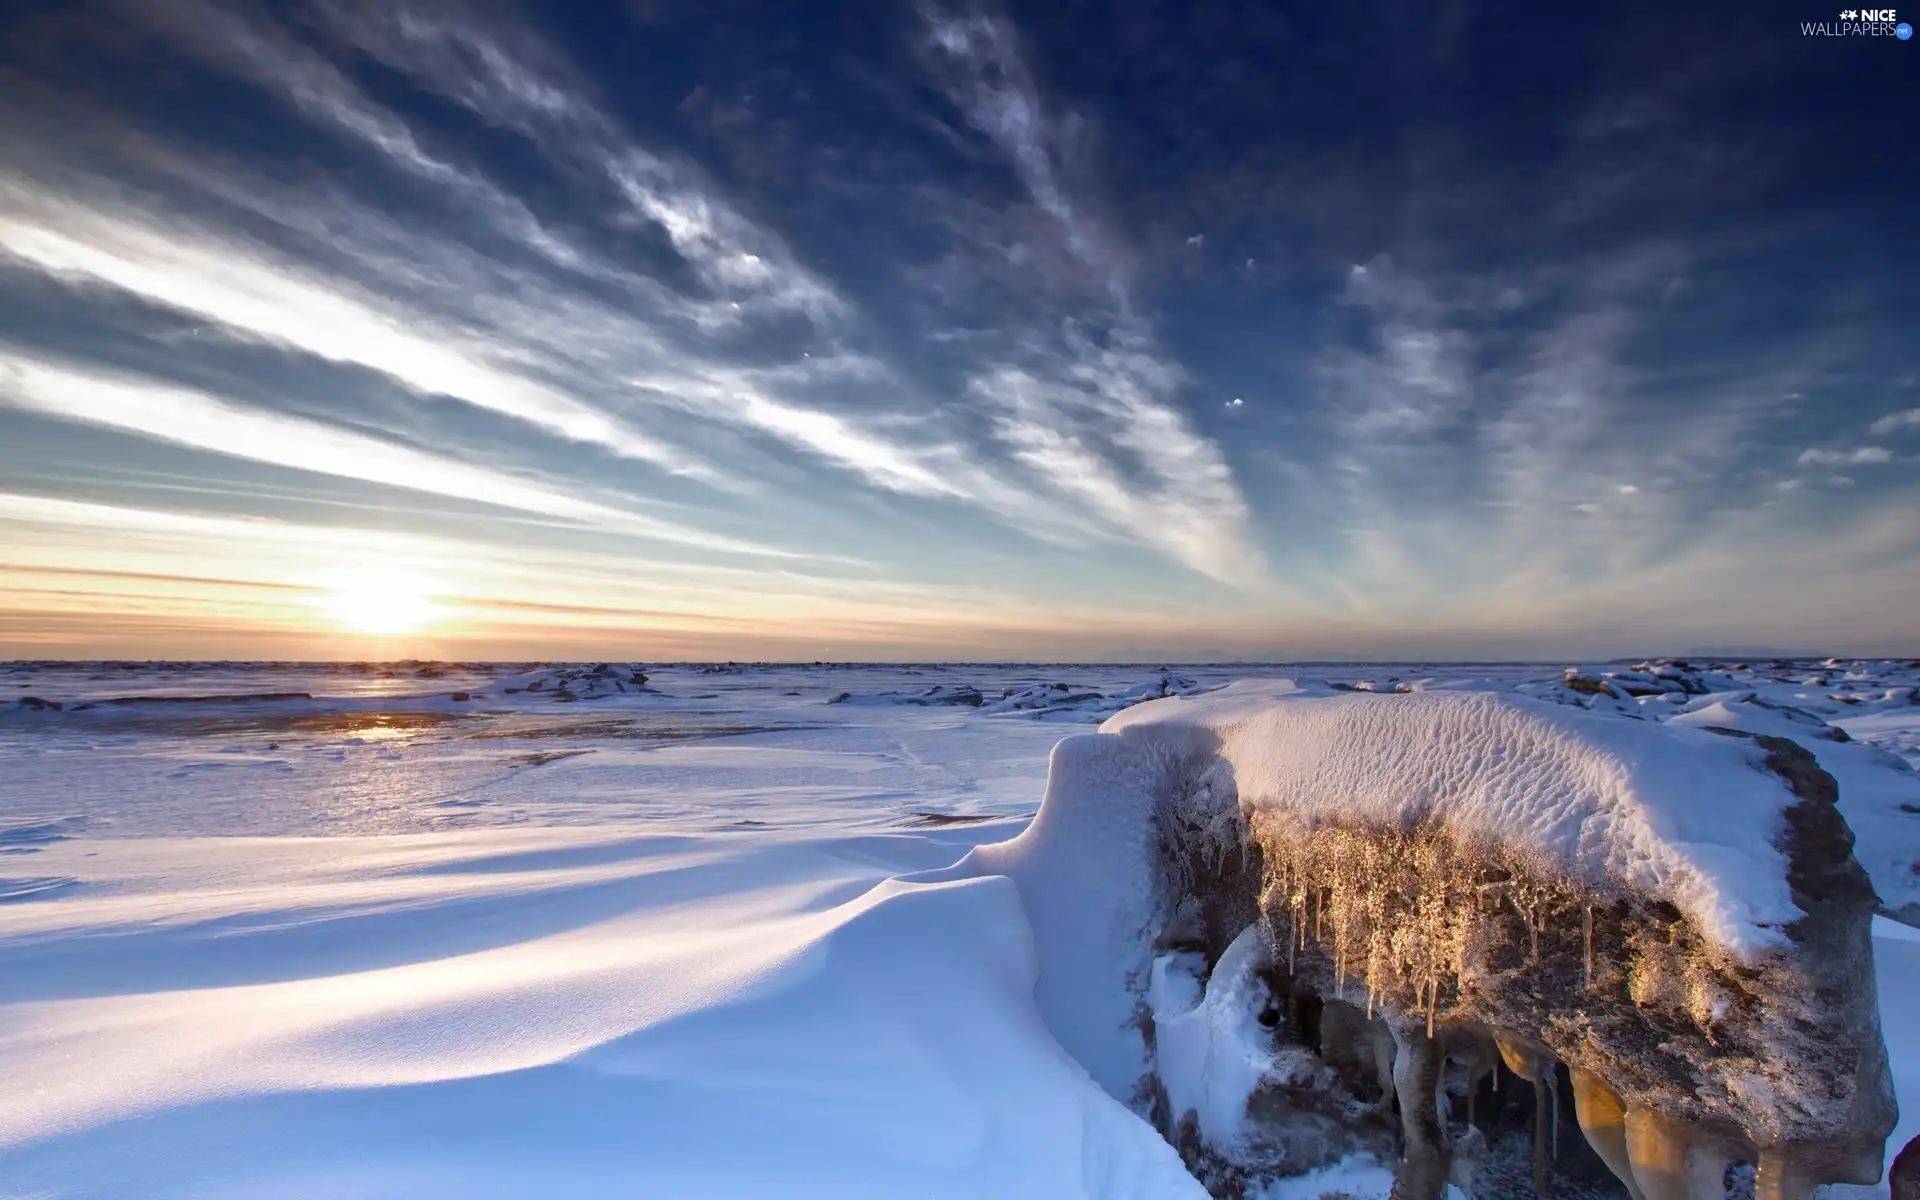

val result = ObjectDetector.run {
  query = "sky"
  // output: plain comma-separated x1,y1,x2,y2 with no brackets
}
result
0,0,1916,662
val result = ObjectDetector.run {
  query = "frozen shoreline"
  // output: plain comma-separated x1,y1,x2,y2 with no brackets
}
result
2,659,1915,1198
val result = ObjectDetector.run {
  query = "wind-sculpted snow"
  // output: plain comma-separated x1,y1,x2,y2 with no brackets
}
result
0,800,1202,1200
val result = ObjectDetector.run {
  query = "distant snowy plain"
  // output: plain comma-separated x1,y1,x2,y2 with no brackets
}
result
1,659,1915,1198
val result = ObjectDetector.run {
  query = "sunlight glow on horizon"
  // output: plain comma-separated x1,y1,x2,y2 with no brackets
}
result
317,568,444,638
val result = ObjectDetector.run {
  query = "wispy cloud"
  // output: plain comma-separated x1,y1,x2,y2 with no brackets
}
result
311,0,843,325
121,0,596,277
1320,258,1476,439
1485,306,1638,517
1797,445,1893,466
3,0,1223,571
970,333,1259,583
0,353,799,557
1287,239,1868,621
0,181,712,479
0,0,1912,656
917,4,1262,585
1868,408,1920,437
920,6,1108,279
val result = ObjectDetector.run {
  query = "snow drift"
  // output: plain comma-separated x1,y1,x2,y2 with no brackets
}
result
938,680,1900,1199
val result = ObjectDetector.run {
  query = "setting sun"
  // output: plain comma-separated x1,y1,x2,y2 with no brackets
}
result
319,568,441,636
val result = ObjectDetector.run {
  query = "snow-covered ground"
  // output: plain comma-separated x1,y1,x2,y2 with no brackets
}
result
1,659,1916,1198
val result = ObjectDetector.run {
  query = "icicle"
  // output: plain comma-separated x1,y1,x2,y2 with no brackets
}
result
1583,904,1594,991
1335,906,1346,999
1551,1080,1560,1162
1292,894,1303,971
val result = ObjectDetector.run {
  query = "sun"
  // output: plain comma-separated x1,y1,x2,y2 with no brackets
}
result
319,568,441,637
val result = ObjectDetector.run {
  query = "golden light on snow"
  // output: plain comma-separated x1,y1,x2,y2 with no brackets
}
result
319,568,442,636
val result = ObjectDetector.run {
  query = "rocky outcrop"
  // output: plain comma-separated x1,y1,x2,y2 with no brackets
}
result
918,679,1905,1199
1199,733,1889,1197
1105,686,1901,1199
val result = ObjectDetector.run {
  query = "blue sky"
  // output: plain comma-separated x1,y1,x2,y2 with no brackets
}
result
0,0,1915,660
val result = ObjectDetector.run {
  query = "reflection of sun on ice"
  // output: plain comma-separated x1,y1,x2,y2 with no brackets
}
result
319,568,441,636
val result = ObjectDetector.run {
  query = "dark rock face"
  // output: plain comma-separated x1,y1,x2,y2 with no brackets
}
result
1892,1133,1920,1200
1702,732,1893,1184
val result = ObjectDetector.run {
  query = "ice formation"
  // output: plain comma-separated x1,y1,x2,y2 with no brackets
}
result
943,681,1901,1199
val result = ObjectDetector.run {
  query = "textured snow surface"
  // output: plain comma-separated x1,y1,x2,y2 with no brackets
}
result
0,828,1205,1198
1107,681,1811,957
1,659,1916,1197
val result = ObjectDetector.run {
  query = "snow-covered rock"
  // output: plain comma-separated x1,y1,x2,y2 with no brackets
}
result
1111,670,1214,704
1671,694,1920,927
827,684,985,707
978,672,1220,723
979,682,1107,716
943,681,1900,1198
1516,672,1652,719
496,663,652,701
